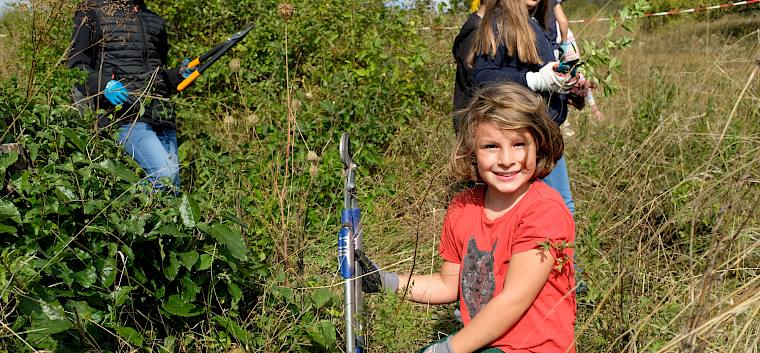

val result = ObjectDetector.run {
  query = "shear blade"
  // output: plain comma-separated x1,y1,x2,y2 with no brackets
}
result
340,132,353,167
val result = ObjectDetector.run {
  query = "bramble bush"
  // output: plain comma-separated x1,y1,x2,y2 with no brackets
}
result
0,66,266,351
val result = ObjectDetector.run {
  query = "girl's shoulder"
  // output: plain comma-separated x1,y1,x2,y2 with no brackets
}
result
527,180,565,202
516,181,573,220
504,181,569,215
448,185,486,213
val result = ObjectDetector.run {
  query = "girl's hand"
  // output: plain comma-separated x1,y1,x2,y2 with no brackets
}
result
525,62,573,94
355,249,399,293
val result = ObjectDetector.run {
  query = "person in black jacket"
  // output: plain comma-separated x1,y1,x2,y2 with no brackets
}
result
451,2,486,136
68,0,192,190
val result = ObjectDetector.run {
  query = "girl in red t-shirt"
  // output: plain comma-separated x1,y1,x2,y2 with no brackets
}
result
358,82,576,353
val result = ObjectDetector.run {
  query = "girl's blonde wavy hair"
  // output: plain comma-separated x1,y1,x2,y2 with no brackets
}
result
451,82,564,182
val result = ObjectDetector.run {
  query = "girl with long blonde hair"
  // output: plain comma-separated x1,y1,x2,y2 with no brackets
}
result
470,0,577,215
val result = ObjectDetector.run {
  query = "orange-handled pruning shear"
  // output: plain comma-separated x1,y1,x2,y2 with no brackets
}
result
177,24,254,92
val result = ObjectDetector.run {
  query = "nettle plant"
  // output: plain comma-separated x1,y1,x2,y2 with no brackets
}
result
0,67,263,352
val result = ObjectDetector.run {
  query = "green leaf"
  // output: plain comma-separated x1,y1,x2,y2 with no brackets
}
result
54,185,77,201
308,320,336,349
28,318,72,342
61,128,87,153
160,335,176,353
98,160,140,183
179,250,199,269
111,286,133,307
73,266,97,288
179,194,200,228
228,282,242,306
114,325,145,347
162,295,201,317
67,301,101,323
164,253,181,281
100,258,117,287
0,152,18,174
0,224,17,234
178,141,192,163
0,200,21,224
197,253,213,270
198,223,247,260
310,289,333,309
213,316,249,342
84,200,106,215
179,276,200,301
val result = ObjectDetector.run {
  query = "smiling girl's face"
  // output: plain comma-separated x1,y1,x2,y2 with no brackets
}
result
475,122,536,208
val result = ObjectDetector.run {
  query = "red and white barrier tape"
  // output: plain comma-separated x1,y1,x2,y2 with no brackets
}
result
422,0,759,30
569,0,760,23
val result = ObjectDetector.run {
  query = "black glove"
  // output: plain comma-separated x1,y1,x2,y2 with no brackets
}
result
355,249,399,293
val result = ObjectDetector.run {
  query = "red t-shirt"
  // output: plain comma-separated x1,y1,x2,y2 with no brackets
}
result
438,181,576,352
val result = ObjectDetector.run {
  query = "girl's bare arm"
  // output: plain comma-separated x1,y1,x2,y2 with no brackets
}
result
449,249,555,353
397,261,460,304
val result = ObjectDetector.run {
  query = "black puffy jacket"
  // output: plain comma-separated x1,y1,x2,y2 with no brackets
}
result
68,0,183,129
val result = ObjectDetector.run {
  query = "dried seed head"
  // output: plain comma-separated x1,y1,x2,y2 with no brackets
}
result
290,99,301,113
307,151,319,162
277,3,294,21
229,58,241,73
245,114,259,125
223,115,235,126
309,164,318,177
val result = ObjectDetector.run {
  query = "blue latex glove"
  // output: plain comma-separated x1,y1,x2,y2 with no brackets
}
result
180,58,197,79
421,336,455,353
104,80,129,105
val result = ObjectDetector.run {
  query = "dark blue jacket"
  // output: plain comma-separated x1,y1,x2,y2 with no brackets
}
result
69,0,182,129
544,0,559,51
452,13,481,112
472,17,568,125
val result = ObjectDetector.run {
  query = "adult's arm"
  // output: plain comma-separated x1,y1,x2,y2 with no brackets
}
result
448,248,555,353
555,3,570,42
68,9,105,97
157,25,183,94
397,261,460,304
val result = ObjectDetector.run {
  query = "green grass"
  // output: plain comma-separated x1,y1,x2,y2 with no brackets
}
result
1,1,758,352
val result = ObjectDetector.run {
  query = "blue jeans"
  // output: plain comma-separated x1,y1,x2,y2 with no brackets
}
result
117,122,180,189
542,155,574,215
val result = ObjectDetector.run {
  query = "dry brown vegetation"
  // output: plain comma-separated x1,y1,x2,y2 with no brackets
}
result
352,11,760,353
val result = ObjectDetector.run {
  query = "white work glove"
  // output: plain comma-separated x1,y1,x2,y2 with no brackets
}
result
526,62,573,94
421,336,455,353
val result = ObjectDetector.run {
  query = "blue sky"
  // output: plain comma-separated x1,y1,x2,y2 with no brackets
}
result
0,0,13,12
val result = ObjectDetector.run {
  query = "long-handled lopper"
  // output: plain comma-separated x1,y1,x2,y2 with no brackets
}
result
338,132,366,353
176,24,254,92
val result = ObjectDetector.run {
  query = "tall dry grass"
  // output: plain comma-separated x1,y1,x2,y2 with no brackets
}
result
344,11,760,353
568,13,760,352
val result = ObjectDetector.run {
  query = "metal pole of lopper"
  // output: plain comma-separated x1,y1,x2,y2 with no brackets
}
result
338,132,365,352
